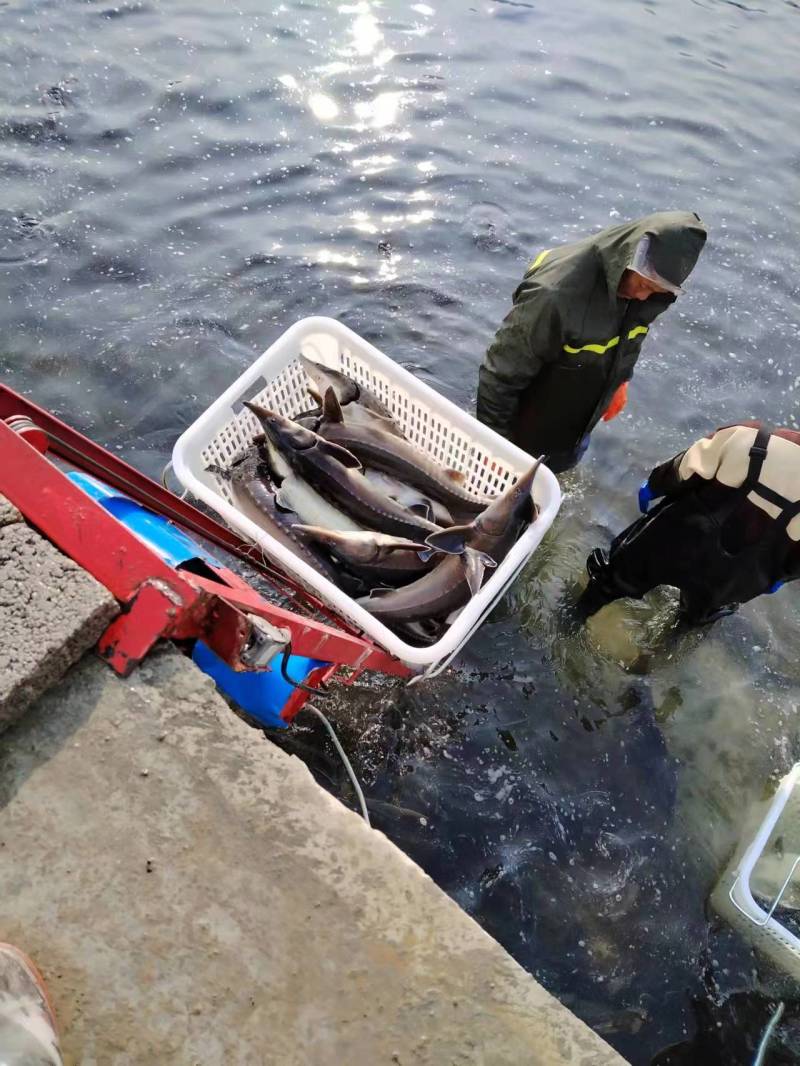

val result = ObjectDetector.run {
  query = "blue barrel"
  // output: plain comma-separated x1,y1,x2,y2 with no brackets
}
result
69,471,328,727
192,642,326,729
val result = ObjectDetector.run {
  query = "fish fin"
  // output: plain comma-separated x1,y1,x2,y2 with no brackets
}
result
424,523,474,556
462,547,495,596
273,487,296,514
360,586,394,601
416,545,448,562
444,468,466,485
306,385,322,405
321,386,345,425
430,501,455,526
317,438,362,469
408,500,434,523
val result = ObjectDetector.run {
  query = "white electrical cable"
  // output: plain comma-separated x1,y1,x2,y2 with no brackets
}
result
303,703,370,827
753,1002,785,1066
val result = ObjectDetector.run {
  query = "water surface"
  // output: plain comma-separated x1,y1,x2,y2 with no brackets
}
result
2,0,800,1060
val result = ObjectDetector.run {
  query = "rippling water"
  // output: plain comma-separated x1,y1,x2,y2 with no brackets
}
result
3,0,800,1061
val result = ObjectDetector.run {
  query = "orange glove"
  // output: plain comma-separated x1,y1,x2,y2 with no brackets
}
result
602,381,628,422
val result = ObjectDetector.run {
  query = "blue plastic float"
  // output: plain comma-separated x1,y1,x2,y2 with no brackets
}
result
68,471,327,728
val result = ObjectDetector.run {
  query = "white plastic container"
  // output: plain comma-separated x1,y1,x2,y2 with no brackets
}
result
172,317,561,671
712,762,800,981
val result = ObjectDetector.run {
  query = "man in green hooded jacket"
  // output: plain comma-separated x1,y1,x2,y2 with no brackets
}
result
476,211,707,472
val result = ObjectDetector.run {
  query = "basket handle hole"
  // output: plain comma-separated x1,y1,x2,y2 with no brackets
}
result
232,376,269,415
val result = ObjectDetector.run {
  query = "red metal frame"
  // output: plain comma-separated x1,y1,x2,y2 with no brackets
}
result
0,386,411,718
0,386,364,633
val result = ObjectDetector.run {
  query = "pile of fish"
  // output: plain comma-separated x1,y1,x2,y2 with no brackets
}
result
212,355,541,645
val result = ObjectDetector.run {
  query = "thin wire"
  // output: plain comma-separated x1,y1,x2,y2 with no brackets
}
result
280,645,330,698
753,1002,785,1066
303,703,370,827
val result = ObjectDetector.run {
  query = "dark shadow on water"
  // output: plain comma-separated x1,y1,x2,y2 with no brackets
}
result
271,614,800,1061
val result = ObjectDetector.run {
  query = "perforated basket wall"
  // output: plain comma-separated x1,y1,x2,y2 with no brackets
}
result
712,763,800,982
198,334,520,503
172,317,561,668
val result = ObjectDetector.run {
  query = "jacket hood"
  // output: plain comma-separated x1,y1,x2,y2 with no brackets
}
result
594,211,707,300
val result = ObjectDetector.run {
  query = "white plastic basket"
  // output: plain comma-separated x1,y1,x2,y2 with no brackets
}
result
172,317,561,670
712,762,800,981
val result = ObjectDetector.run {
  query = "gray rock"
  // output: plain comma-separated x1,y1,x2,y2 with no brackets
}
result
0,499,118,728
0,493,22,528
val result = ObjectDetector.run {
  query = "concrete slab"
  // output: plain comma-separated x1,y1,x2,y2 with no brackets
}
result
0,494,118,729
0,648,626,1066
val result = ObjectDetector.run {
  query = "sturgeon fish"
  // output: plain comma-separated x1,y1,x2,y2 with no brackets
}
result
244,403,444,544
334,396,405,439
275,473,363,533
292,526,434,585
299,390,404,439
252,429,361,533
221,450,340,584
362,467,454,527
356,459,542,625
317,388,493,520
299,353,399,425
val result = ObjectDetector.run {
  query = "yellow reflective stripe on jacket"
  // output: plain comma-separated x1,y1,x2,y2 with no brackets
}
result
564,336,621,356
563,325,649,356
527,249,550,272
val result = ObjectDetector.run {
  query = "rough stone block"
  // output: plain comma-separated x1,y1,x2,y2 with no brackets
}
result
0,493,22,528
0,512,118,729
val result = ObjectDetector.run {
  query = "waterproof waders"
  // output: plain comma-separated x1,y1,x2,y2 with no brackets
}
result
583,427,800,623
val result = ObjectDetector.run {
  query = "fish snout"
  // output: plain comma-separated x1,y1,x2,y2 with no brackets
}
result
245,403,315,451
243,400,281,435
291,523,337,546
292,526,376,563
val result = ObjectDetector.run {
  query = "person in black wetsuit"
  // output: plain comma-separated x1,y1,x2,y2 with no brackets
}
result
580,421,800,624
